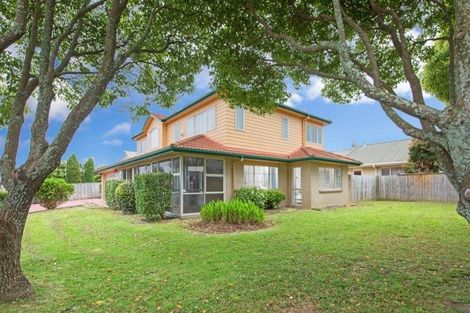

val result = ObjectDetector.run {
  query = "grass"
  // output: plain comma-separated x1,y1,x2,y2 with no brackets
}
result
1,201,469,312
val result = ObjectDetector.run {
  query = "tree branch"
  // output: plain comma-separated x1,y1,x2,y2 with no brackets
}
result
0,0,41,189
246,0,338,54
0,0,28,53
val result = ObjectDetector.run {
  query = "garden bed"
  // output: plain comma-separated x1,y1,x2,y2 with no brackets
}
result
186,220,273,234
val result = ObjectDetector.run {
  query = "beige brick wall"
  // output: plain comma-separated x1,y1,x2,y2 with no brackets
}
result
309,162,350,208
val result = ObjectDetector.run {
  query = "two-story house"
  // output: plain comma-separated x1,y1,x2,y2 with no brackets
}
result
98,92,361,217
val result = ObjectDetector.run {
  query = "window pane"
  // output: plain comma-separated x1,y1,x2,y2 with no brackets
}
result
183,194,204,214
139,165,147,174
172,158,180,173
244,165,254,186
171,194,180,214
282,118,288,139
186,117,195,136
184,157,204,192
150,128,158,148
206,176,223,192
235,106,244,130
317,127,323,144
172,175,180,192
205,193,224,203
159,159,172,173
173,122,181,142
152,162,159,172
206,159,223,175
335,168,342,189
207,106,216,131
381,168,390,176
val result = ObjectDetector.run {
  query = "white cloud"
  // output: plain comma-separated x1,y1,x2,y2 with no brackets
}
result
102,139,123,146
306,78,324,100
103,122,131,138
394,82,432,100
285,92,304,107
26,96,71,122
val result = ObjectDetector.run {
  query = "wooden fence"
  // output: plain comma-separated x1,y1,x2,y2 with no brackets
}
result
69,182,101,200
350,173,458,202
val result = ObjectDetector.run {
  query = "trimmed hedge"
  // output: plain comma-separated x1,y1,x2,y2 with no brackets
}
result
234,187,286,210
36,178,74,210
264,189,286,210
134,172,172,221
105,180,121,208
201,199,264,224
115,181,136,213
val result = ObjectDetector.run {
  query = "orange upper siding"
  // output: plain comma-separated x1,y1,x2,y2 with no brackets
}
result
132,93,328,156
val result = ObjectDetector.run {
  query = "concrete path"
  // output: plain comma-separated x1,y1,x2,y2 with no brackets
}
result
29,198,106,213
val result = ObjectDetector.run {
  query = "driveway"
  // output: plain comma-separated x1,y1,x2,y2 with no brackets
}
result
29,198,106,213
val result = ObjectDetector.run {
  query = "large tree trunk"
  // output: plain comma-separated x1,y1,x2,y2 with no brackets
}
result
0,181,40,302
440,111,470,223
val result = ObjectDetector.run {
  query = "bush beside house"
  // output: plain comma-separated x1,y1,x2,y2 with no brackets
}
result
105,180,121,208
36,178,74,210
234,187,286,210
134,173,172,221
115,181,136,214
201,199,264,224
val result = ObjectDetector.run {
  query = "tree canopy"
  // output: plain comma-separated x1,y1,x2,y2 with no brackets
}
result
65,154,81,183
82,158,95,183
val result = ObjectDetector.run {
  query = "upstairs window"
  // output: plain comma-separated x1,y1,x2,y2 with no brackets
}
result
137,140,142,154
319,167,342,190
282,117,289,139
150,128,159,148
186,106,216,137
235,106,245,130
173,122,181,142
306,124,323,144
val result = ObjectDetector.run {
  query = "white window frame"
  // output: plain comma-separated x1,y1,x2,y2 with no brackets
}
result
186,106,216,137
282,117,289,139
243,165,279,189
235,106,245,131
306,124,323,144
149,128,159,148
319,167,342,191
173,122,181,142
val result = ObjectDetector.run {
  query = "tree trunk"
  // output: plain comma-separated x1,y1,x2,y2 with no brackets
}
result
0,181,38,302
441,111,470,223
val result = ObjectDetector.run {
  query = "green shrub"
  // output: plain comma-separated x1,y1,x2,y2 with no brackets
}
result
201,199,264,224
0,190,8,202
36,178,74,210
234,187,286,210
264,189,286,209
105,180,121,208
234,186,266,209
115,181,136,213
134,172,172,221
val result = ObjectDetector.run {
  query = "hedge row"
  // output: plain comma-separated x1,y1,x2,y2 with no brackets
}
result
105,172,172,221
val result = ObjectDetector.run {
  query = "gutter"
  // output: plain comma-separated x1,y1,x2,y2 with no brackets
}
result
97,146,361,173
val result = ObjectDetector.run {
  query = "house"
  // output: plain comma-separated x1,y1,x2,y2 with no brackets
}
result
335,139,412,176
97,92,361,217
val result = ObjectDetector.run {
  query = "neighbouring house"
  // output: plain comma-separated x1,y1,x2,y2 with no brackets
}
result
335,139,412,176
97,92,360,217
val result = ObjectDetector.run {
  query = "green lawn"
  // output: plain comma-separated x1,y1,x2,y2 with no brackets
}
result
2,202,469,312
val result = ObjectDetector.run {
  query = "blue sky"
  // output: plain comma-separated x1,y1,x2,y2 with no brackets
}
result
3,69,445,168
